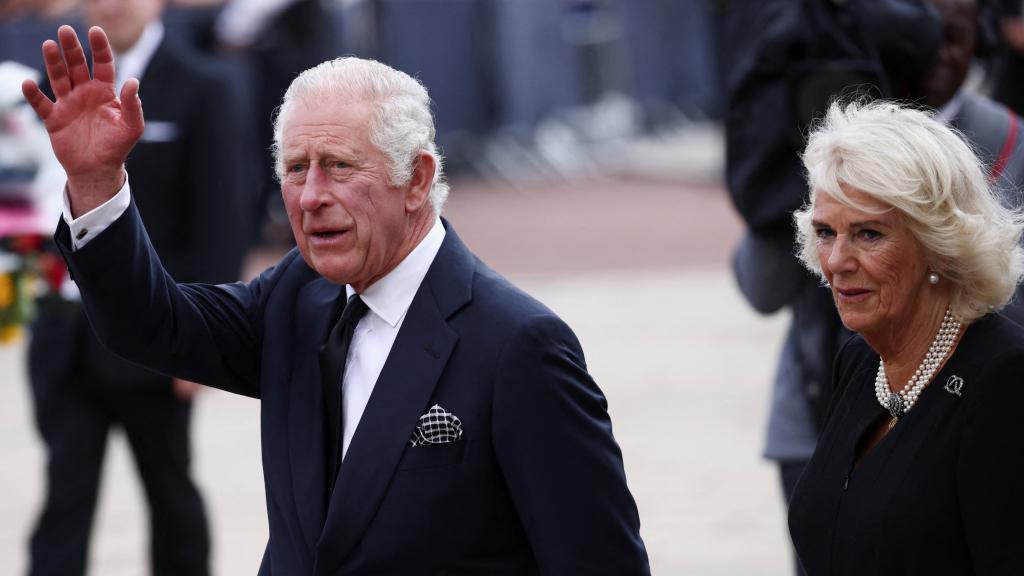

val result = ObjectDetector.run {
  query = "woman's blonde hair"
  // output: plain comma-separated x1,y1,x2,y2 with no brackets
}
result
793,100,1024,321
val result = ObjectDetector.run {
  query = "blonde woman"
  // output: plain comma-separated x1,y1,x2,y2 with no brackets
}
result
788,100,1024,574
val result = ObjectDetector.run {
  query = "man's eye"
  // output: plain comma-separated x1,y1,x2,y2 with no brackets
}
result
288,163,306,173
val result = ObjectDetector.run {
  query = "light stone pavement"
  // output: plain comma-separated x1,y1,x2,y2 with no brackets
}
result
0,169,798,574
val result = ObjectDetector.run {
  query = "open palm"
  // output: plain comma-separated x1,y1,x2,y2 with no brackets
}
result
22,26,144,203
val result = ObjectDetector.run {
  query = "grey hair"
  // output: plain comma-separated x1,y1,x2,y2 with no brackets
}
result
271,56,449,214
794,100,1024,321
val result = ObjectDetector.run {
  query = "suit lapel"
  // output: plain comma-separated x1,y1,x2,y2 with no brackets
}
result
289,278,345,554
136,38,171,90
313,222,475,573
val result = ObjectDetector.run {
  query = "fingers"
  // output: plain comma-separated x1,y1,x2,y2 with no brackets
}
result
88,27,116,85
58,26,91,89
120,78,145,136
42,39,70,98
22,79,54,120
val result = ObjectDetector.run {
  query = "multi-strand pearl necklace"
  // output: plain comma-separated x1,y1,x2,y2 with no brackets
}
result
874,307,961,429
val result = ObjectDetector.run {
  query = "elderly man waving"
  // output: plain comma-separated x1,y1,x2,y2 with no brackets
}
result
23,26,650,576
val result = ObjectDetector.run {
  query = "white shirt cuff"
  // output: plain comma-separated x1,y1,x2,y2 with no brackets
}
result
62,178,132,251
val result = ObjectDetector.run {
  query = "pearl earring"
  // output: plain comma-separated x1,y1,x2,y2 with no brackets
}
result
927,271,940,285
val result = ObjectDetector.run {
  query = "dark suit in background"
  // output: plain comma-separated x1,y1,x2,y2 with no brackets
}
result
56,197,649,574
27,31,249,576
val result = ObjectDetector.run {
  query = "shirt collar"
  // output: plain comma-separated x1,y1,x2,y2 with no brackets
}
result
115,20,164,90
346,217,446,328
935,89,965,125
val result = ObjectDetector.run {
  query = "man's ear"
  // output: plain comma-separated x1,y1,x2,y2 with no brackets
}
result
405,152,436,213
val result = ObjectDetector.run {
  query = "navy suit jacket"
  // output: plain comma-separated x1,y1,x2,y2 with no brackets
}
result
58,201,650,575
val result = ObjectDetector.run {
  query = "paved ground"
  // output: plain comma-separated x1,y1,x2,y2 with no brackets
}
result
0,163,797,574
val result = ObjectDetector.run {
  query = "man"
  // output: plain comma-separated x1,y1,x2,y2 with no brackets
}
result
913,0,1024,323
23,26,650,575
992,0,1024,116
25,2,249,574
917,0,1024,196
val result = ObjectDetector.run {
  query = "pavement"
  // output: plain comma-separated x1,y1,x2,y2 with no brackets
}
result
0,126,797,575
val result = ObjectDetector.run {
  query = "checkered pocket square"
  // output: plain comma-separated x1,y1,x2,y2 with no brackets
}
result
409,404,463,447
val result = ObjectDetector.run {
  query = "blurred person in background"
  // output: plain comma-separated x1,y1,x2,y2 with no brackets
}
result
914,0,1024,196
24,0,249,574
0,0,79,22
215,0,340,244
789,99,1024,575
22,25,650,575
992,0,1024,115
723,2,941,573
908,0,1024,326
0,1,83,71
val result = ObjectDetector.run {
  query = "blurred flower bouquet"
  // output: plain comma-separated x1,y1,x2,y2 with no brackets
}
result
0,234,70,342
0,60,64,343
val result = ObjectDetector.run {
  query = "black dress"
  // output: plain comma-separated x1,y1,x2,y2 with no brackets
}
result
788,313,1024,575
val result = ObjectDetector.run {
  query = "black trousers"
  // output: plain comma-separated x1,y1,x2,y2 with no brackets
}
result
26,310,209,576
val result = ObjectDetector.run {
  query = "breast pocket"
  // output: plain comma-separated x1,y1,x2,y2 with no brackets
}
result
397,436,470,471
139,121,181,143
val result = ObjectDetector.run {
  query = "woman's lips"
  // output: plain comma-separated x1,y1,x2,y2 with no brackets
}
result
835,287,871,303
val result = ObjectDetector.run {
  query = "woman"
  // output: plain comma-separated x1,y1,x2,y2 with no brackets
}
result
787,100,1024,574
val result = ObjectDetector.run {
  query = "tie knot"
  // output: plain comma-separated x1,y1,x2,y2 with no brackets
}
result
338,294,369,328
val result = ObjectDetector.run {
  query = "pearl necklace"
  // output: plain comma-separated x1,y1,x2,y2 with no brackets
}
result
874,307,961,429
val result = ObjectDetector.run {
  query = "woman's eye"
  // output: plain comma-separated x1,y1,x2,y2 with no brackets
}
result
858,229,882,241
814,227,835,240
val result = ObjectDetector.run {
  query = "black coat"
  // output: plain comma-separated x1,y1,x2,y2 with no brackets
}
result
789,313,1024,574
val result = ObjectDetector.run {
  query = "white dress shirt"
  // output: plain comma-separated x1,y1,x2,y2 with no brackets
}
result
63,175,131,249
114,20,164,92
65,182,447,462
341,217,445,460
935,89,966,125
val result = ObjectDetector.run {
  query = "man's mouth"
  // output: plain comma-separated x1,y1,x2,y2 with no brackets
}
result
307,229,350,244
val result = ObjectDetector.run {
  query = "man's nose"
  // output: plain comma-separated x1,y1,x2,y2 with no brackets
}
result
298,164,330,211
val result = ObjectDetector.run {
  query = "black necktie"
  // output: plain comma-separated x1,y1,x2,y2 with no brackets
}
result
319,293,369,496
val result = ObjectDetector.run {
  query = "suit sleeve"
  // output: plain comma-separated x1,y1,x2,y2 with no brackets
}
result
55,199,286,398
491,314,650,575
957,354,1024,573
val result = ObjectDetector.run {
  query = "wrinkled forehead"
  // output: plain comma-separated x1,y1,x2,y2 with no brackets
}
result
282,97,374,141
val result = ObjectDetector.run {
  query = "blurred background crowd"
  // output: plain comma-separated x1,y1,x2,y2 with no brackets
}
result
1,0,723,249
3,0,1024,574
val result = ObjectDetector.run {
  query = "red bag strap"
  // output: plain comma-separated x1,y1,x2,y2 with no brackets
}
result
991,109,1019,181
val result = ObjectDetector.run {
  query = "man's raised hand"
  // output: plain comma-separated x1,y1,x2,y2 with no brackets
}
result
22,26,145,217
